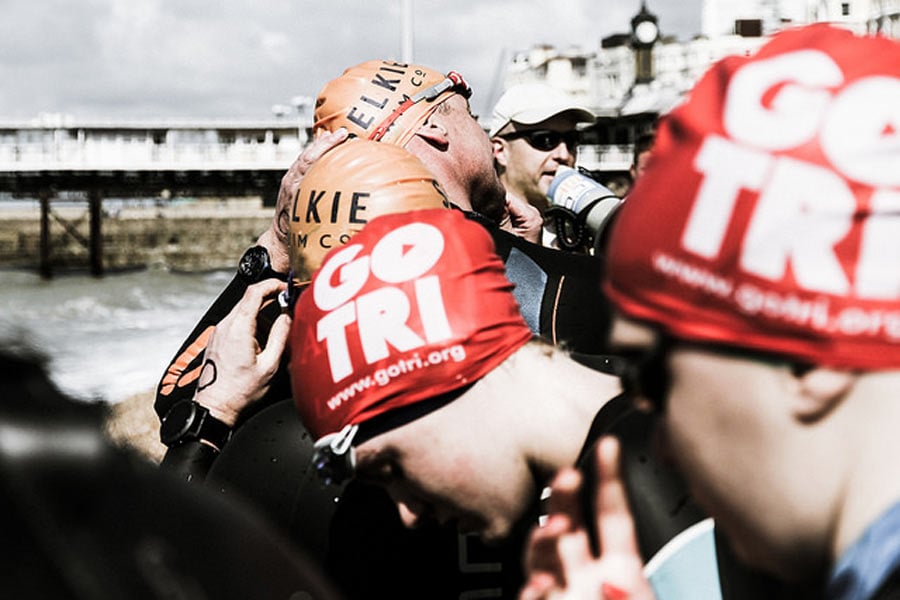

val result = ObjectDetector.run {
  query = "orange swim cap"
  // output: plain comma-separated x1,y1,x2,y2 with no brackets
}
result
287,139,449,285
314,60,471,147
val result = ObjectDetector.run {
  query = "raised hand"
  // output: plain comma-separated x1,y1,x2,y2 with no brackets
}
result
500,193,544,244
520,437,656,600
193,279,292,427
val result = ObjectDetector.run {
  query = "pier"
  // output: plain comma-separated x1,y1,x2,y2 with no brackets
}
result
0,117,307,276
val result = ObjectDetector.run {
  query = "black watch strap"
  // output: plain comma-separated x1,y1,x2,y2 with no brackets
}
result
159,440,220,483
160,400,232,450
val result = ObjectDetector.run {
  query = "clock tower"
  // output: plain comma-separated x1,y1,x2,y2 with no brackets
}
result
631,2,660,84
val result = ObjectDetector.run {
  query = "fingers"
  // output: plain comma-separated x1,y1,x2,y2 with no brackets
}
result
555,527,593,573
232,279,287,323
523,513,569,580
195,280,291,424
545,468,584,527
594,436,641,557
275,127,350,221
519,439,654,600
298,127,349,174
215,280,288,355
523,467,587,590
543,473,594,583
507,195,541,221
505,195,543,244
259,312,291,376
518,572,557,600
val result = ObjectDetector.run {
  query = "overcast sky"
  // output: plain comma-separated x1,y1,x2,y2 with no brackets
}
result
0,0,702,122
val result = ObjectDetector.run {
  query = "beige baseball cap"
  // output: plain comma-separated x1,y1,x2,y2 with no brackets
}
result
489,83,595,137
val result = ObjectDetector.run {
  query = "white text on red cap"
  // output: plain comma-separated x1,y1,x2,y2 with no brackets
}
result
313,223,453,382
679,48,900,300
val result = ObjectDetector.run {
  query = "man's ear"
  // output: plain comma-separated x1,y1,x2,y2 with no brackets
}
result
789,367,856,423
492,137,509,167
414,121,449,150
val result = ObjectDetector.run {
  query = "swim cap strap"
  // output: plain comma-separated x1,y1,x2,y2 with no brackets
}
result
369,71,471,142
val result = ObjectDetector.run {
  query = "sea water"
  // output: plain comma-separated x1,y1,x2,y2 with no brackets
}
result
0,267,233,403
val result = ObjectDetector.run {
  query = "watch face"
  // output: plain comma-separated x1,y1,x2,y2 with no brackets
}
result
238,246,270,282
160,400,198,445
635,20,659,45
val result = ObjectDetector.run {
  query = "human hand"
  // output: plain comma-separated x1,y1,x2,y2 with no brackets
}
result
193,279,292,427
519,437,656,600
264,127,350,271
499,194,543,244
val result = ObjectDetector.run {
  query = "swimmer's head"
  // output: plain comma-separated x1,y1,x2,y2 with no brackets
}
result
605,24,900,370
290,208,532,444
287,139,450,287
314,60,471,147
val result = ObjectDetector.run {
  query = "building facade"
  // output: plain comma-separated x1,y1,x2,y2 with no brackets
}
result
491,0,899,178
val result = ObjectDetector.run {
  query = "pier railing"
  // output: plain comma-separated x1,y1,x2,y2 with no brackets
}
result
0,121,305,172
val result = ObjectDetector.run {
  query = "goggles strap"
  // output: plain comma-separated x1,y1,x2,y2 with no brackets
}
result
368,71,470,142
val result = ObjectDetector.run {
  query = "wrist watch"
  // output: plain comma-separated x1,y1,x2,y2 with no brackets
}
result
237,245,281,283
160,400,232,450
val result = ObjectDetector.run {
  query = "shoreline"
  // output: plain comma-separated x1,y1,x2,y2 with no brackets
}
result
0,197,273,273
103,388,167,464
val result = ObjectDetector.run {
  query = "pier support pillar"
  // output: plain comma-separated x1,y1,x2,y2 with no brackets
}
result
39,191,52,279
88,189,103,277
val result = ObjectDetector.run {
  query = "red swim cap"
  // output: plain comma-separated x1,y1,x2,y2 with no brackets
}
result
290,208,532,440
605,25,900,370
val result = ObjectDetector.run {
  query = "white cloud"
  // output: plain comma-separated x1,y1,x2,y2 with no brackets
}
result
261,31,292,65
0,0,702,120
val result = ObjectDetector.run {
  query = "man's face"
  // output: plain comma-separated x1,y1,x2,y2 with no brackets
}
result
610,315,822,579
493,114,580,212
405,94,507,223
630,150,652,184
353,389,538,544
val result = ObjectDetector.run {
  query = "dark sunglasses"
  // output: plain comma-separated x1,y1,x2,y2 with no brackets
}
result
614,334,814,413
312,424,359,486
498,129,578,152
